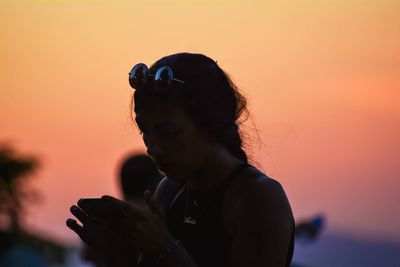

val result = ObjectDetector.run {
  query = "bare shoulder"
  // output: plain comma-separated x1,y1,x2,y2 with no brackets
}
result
224,165,294,266
225,165,289,205
223,165,293,234
246,168,291,208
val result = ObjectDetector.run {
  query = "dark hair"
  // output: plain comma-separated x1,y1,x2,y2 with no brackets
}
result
132,53,249,163
119,154,161,199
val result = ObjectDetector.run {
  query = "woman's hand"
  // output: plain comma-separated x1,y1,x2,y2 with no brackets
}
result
67,205,113,250
67,204,141,267
101,190,175,257
67,190,175,260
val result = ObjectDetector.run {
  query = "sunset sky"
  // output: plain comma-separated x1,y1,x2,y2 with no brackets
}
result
1,0,399,247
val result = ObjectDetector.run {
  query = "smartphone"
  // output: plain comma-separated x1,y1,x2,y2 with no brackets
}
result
77,198,125,220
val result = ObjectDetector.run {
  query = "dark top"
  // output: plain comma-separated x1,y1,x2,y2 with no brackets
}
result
165,164,295,267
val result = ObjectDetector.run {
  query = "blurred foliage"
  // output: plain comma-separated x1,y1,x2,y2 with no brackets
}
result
0,144,68,265
0,144,39,233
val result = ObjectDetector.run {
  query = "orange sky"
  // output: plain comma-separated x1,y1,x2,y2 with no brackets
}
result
1,0,399,244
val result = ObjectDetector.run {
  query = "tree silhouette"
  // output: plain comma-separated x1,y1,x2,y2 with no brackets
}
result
0,144,39,234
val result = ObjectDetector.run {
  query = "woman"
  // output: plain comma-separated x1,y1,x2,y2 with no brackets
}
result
67,53,294,267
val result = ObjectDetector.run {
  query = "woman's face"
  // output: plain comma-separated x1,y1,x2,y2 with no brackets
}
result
135,99,213,182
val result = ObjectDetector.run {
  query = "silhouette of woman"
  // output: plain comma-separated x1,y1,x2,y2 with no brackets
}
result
67,53,294,267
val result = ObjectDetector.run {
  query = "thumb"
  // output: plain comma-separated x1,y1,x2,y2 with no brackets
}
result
144,190,165,218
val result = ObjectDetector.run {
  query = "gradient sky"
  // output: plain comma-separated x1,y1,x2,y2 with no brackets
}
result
1,0,399,245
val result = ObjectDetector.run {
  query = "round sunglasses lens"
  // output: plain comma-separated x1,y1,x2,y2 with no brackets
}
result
129,63,148,89
154,66,173,92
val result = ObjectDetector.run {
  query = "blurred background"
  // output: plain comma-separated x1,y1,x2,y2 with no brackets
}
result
1,0,399,266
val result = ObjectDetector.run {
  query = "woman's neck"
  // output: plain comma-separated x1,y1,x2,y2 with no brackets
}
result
186,144,243,191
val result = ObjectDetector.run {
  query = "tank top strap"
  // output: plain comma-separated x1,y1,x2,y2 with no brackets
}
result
213,162,250,196
167,163,250,212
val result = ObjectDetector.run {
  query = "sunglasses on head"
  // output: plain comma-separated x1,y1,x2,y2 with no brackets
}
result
128,63,185,93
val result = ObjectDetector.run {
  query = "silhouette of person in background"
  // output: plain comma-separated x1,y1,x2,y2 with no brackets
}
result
80,154,161,267
118,154,162,205
68,53,295,267
295,214,325,244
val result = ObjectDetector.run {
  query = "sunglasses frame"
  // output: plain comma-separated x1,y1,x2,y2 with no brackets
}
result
129,63,185,93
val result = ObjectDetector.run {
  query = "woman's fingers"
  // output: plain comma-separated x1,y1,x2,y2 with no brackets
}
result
67,195,171,257
144,190,165,218
67,217,110,247
66,218,85,238
101,195,145,219
70,205,89,224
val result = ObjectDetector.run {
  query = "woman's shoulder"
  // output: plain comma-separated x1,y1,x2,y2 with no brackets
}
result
223,164,293,233
235,164,285,195
241,165,291,207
